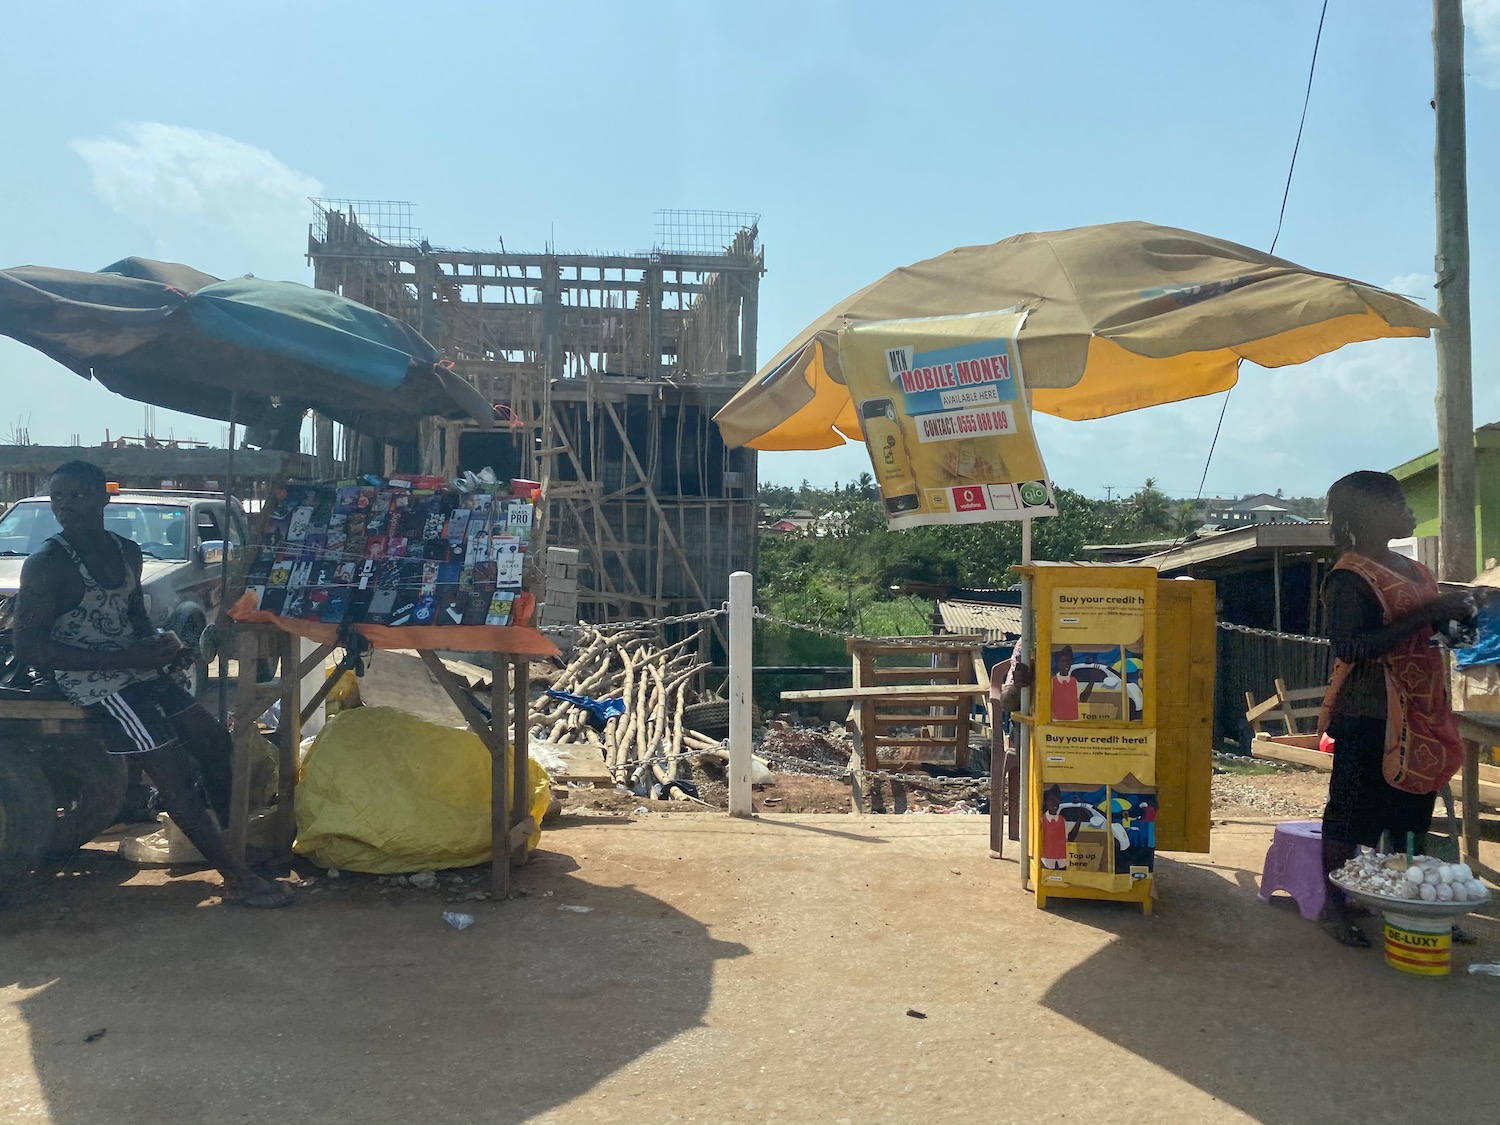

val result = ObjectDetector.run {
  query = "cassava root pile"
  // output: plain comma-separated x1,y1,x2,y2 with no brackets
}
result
527,626,725,789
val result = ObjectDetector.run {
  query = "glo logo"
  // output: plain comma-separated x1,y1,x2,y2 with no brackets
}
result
1019,480,1051,508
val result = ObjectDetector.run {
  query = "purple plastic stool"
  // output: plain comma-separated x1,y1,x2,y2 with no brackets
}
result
1258,819,1326,921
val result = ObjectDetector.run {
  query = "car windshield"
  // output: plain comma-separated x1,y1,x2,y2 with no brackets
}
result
0,500,191,560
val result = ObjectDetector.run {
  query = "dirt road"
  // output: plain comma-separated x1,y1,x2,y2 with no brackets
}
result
4,813,1500,1124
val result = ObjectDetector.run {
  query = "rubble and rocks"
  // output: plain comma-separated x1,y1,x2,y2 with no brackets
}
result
756,720,856,775
1211,772,1326,819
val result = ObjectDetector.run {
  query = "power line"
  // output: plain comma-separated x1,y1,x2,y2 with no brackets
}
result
1190,0,1330,514
1269,1,1329,257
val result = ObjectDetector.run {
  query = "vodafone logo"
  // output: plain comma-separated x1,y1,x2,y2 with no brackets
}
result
952,486,988,513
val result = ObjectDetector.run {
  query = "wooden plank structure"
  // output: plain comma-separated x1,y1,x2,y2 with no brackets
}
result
841,634,985,771
306,201,763,643
222,623,538,897
0,444,317,506
1243,677,1325,740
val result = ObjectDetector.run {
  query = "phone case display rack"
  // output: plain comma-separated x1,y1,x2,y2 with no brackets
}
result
246,473,537,630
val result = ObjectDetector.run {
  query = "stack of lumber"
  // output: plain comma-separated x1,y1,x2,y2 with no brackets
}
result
527,626,724,788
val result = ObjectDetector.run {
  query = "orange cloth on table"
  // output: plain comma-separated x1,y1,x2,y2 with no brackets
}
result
228,590,561,659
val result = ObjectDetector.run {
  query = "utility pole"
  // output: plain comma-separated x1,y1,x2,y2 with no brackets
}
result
1434,0,1476,580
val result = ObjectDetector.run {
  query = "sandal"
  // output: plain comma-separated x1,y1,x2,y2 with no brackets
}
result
225,877,294,909
1452,924,1479,946
1320,919,1372,948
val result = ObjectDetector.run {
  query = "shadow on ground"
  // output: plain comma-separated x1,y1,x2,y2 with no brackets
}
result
2,845,746,1124
1040,854,1500,1125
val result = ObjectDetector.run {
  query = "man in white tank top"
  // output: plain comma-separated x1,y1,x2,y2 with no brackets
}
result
13,461,291,908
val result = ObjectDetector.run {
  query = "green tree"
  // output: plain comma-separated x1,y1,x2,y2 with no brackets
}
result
1173,500,1201,539
1125,478,1173,537
754,482,1159,637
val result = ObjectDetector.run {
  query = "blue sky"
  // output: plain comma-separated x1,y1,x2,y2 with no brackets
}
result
0,1,1496,500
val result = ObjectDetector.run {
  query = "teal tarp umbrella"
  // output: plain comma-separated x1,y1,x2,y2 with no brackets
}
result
0,256,494,445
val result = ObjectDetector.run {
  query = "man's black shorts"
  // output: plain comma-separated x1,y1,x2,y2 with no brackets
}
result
84,676,198,754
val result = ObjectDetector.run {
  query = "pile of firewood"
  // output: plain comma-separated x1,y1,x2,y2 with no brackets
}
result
528,626,725,788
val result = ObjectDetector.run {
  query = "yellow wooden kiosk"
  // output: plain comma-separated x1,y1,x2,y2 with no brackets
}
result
1016,564,1214,913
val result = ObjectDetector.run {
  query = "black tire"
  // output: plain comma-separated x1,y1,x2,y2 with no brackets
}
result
684,699,731,736
34,743,128,855
0,750,57,882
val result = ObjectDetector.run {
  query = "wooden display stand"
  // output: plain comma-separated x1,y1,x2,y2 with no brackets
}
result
223,615,555,898
844,634,985,771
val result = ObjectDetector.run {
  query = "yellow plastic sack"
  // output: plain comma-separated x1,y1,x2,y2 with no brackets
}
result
324,669,362,718
294,706,551,874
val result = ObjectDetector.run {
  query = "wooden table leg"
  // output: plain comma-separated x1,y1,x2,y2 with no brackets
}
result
274,630,302,860
989,726,1004,857
860,699,877,771
955,695,971,772
1006,748,1020,842
226,627,260,864
1462,738,1481,866
511,659,530,867
491,658,512,898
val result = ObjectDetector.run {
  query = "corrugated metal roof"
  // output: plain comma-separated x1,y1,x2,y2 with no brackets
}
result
937,599,1022,641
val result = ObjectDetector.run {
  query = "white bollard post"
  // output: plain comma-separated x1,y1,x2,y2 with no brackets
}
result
727,570,755,817
300,636,326,739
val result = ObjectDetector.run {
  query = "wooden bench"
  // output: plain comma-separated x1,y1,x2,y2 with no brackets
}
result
1244,677,1325,743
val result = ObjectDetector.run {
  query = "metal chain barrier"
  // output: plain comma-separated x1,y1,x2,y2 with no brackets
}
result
587,741,989,792
1215,620,1330,646
761,605,1335,652
752,607,921,645
538,605,729,637
541,603,927,644
752,607,851,640
758,746,991,790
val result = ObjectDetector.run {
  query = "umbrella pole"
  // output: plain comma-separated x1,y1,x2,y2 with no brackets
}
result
1018,517,1033,888
218,390,238,726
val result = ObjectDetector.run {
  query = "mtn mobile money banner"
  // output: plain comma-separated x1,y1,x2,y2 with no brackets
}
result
838,310,1057,530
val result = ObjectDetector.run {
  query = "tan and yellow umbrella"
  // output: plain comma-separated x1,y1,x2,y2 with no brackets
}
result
713,221,1443,450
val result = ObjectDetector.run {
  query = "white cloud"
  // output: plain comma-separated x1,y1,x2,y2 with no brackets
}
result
71,123,321,280
1469,0,1500,88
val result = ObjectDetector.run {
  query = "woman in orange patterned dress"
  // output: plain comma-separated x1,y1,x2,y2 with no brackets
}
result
1317,470,1476,947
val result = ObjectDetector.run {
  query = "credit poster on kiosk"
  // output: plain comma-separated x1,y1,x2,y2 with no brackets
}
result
1047,586,1148,724
838,310,1058,530
1035,725,1156,892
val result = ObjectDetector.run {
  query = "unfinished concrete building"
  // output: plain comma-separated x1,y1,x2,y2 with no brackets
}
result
307,201,763,639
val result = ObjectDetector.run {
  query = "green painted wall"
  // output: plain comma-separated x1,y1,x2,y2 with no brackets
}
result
1392,430,1500,572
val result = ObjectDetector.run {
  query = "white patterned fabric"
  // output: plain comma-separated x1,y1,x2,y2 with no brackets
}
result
47,533,157,706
